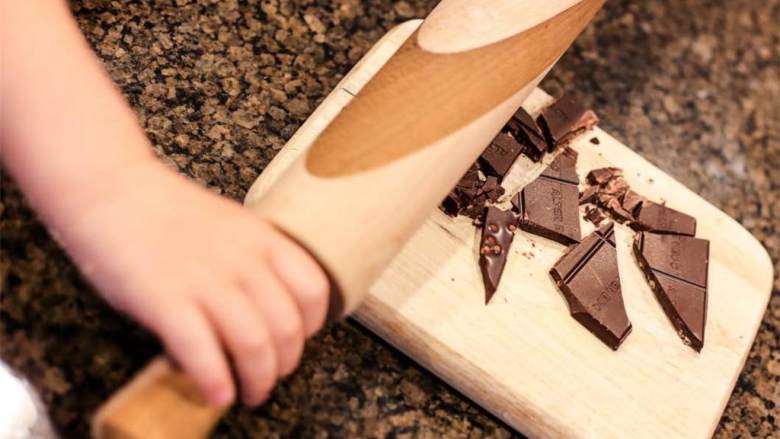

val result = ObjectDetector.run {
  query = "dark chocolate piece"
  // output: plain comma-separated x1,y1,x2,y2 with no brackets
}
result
604,198,635,223
479,132,523,179
537,94,599,148
632,202,697,236
540,148,579,184
584,206,606,225
507,108,548,161
440,190,463,217
550,223,632,350
587,167,622,186
634,232,709,351
620,190,645,214
514,148,581,245
479,206,518,303
579,186,599,205
510,107,546,141
601,177,630,197
478,176,505,203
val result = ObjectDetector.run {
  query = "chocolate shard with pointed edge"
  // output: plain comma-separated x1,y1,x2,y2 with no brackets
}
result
507,107,548,161
510,107,546,141
634,232,709,352
514,148,581,245
550,222,632,350
479,206,519,304
479,132,524,179
631,202,697,236
537,93,599,149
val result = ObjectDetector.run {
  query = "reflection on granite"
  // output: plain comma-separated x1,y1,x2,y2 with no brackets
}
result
1,0,777,437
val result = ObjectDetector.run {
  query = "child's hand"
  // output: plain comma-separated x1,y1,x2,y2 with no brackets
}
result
61,159,329,407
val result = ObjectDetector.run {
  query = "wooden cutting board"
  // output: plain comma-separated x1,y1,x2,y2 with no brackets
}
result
244,20,773,439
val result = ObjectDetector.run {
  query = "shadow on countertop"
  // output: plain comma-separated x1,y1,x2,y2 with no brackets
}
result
1,0,777,437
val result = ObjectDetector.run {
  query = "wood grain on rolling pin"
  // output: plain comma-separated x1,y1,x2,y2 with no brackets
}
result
306,0,604,176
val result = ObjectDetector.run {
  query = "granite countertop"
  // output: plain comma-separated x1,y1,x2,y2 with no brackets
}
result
1,0,777,437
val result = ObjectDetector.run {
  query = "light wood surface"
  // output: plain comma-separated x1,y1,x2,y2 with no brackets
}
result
245,21,774,439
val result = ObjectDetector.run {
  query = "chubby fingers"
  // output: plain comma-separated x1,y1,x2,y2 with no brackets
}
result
199,289,278,406
241,267,305,377
152,303,235,407
266,231,330,337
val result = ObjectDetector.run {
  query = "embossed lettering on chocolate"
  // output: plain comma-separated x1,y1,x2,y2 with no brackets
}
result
550,223,633,350
513,147,581,245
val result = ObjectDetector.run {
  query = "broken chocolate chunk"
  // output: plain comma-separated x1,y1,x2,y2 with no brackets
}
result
480,206,518,303
620,190,645,214
513,148,581,245
479,132,524,179
601,177,630,197
550,223,632,350
604,198,635,223
587,167,622,186
579,186,599,205
478,176,505,203
537,93,599,149
540,147,579,184
634,232,709,352
584,206,606,225
510,107,546,141
440,190,463,217
631,202,697,236
506,108,548,161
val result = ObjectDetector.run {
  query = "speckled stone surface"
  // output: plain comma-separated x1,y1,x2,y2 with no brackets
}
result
1,0,778,437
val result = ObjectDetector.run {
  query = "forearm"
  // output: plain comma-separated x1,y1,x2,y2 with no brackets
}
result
0,1,157,229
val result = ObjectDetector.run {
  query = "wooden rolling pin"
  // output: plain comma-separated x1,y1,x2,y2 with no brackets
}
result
91,1,605,438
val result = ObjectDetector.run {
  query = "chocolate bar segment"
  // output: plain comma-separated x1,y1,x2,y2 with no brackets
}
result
634,232,709,352
514,148,581,245
550,223,632,350
479,132,524,179
632,202,697,236
537,93,599,148
507,107,548,160
479,206,518,303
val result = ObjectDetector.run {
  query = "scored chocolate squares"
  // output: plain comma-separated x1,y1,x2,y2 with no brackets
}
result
550,222,632,350
634,232,709,352
512,148,581,245
479,206,519,304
